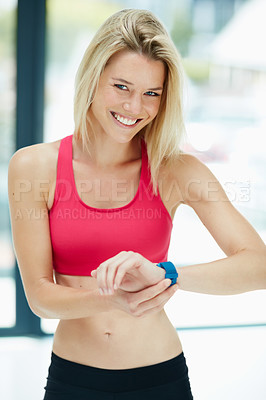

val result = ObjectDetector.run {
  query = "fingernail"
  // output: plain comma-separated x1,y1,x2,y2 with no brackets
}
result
108,288,112,295
99,288,103,295
114,283,117,290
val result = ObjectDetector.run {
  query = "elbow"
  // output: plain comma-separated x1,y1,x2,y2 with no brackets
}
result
27,280,58,319
250,247,266,290
28,299,54,319
27,295,55,319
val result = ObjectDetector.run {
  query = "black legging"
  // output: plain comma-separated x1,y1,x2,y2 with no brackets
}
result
43,351,194,399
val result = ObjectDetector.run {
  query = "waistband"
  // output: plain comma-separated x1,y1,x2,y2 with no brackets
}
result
48,351,189,393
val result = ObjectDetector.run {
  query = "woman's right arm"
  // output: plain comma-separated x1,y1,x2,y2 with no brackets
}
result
7,146,114,319
8,146,174,320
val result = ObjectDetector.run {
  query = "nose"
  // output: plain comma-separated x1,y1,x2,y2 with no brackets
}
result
123,92,143,116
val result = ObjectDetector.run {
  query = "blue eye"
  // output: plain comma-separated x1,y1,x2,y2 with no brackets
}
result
114,84,127,90
114,84,160,97
145,91,159,97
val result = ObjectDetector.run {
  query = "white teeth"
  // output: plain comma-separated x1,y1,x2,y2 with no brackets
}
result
114,113,137,126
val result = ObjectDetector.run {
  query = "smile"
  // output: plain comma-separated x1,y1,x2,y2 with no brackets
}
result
110,112,142,127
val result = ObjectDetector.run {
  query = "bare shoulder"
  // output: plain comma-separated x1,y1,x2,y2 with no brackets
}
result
9,139,60,175
8,138,61,178
169,152,208,175
8,138,61,207
163,152,227,206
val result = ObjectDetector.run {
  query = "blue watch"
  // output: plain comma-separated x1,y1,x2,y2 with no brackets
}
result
156,261,178,286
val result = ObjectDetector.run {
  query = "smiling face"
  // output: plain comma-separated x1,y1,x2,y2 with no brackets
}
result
88,50,166,143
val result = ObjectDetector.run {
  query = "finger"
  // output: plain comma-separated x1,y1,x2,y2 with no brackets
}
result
105,263,120,294
90,270,97,278
134,283,178,317
104,262,120,294
132,278,172,304
96,264,109,294
113,257,142,290
128,279,173,315
147,283,178,312
98,252,131,294
105,254,134,293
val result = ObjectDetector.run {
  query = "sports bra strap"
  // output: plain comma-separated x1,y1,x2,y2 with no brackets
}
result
53,134,73,207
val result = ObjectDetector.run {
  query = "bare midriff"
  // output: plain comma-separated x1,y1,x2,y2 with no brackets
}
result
52,272,183,369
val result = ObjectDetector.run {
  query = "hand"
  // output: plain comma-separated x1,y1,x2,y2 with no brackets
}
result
108,278,178,318
91,251,165,294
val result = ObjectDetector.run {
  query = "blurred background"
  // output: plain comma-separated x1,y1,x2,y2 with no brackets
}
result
0,0,265,399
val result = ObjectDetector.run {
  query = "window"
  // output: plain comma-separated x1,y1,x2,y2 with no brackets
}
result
3,0,265,337
0,0,17,329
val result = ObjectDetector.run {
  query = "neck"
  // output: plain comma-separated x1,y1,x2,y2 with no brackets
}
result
73,133,142,169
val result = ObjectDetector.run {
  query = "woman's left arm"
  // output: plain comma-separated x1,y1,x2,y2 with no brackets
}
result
174,153,266,295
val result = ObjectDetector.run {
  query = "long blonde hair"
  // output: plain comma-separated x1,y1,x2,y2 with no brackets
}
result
74,8,185,195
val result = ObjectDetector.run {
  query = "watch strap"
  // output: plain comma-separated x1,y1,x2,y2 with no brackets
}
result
156,261,178,286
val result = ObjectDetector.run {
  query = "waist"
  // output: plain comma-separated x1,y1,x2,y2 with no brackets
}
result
52,272,182,368
53,310,182,369
48,350,187,393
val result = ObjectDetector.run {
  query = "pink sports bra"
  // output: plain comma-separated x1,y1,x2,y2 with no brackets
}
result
48,134,173,276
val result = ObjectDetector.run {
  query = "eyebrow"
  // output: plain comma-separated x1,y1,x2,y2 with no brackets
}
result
111,78,163,91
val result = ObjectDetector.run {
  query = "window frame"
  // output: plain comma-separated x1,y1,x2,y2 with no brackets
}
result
0,0,47,337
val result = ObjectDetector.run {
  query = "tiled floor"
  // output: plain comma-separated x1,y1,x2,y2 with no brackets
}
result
0,326,265,399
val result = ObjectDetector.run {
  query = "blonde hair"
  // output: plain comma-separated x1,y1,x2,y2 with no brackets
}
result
74,8,185,195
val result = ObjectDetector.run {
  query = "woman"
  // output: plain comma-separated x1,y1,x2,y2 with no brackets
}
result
8,9,266,400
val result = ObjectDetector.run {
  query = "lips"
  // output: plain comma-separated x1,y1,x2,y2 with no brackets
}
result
110,111,142,128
